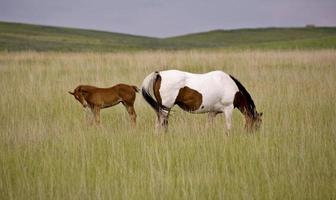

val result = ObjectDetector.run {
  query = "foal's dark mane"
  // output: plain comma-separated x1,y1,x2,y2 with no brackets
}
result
229,75,256,117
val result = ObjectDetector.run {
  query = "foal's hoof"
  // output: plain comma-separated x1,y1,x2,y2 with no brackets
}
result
225,130,230,136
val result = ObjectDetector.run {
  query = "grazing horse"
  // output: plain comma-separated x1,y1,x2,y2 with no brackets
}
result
69,84,139,126
141,70,262,132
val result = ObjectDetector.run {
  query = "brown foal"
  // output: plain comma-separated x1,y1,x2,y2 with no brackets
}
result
69,84,139,126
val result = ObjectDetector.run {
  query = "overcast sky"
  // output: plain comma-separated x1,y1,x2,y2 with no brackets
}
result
1,0,335,37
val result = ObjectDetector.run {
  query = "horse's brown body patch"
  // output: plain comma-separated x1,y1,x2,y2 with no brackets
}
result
175,86,203,111
69,84,138,125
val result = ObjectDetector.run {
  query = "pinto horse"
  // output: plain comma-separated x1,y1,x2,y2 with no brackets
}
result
69,84,139,126
141,70,262,132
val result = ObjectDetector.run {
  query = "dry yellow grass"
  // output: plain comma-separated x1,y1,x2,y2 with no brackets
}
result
0,50,335,199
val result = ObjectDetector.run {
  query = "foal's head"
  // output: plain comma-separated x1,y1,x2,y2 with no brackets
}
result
68,86,88,107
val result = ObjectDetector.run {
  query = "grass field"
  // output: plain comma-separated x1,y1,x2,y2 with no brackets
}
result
0,50,335,199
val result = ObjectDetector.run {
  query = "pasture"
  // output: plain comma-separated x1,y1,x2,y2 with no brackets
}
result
0,50,335,199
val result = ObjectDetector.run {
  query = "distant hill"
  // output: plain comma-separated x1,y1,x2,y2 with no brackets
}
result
1,21,336,52
167,27,336,49
0,21,166,51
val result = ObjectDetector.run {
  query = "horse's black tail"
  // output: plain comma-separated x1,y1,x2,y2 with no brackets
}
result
141,71,163,115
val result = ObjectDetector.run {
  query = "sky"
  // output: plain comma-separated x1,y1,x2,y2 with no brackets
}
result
1,0,336,38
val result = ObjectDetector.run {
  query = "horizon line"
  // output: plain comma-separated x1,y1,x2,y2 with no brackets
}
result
1,20,335,39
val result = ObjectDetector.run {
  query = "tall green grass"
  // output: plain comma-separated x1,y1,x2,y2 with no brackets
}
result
0,50,335,199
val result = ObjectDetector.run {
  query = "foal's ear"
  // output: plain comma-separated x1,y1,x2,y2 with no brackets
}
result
68,91,75,95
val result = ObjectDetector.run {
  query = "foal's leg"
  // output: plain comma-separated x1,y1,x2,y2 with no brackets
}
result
123,104,137,127
223,105,234,131
86,107,94,125
92,105,101,125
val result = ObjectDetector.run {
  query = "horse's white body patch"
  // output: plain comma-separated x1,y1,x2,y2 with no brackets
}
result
159,70,239,113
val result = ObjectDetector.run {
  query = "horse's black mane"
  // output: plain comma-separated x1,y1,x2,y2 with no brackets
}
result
229,75,256,116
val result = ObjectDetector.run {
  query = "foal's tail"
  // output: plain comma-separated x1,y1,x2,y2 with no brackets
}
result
132,86,140,93
141,71,166,115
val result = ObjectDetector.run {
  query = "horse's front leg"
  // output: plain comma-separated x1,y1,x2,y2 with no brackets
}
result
223,105,234,134
206,112,218,129
207,112,218,124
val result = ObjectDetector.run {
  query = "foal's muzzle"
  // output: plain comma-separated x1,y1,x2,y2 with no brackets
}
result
82,100,88,108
